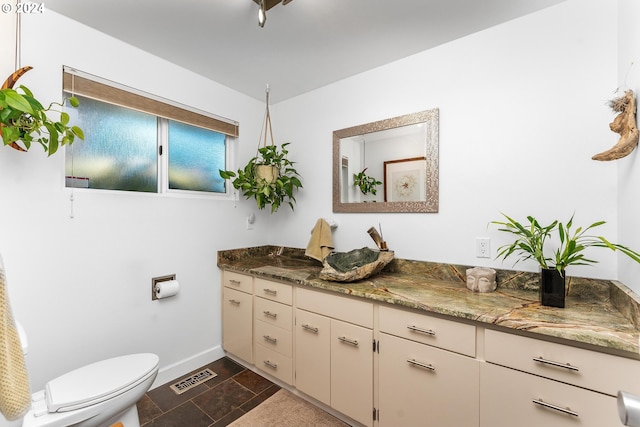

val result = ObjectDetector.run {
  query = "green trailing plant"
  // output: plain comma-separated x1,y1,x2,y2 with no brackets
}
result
491,213,640,275
219,142,302,213
0,83,84,155
353,168,382,195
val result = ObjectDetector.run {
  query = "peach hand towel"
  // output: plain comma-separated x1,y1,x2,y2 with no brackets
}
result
305,219,334,262
0,254,30,421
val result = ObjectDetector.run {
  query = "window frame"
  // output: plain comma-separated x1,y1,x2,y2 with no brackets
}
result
62,66,238,198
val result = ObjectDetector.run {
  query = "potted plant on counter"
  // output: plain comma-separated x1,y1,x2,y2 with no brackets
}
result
219,142,302,213
491,213,640,308
0,66,84,155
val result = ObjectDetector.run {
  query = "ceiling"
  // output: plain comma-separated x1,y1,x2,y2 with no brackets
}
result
45,0,563,104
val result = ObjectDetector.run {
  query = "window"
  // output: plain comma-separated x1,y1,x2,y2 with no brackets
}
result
167,120,226,193
65,96,158,192
63,67,238,195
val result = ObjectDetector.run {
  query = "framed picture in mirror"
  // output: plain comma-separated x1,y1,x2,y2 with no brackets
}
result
383,157,427,202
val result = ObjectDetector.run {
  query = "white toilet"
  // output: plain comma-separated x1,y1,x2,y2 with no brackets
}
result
5,323,159,427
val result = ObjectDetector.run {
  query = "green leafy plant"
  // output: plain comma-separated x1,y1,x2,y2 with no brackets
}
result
353,168,382,195
492,213,640,275
219,142,302,213
0,84,84,155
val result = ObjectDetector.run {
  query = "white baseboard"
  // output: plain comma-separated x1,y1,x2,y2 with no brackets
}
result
150,345,225,390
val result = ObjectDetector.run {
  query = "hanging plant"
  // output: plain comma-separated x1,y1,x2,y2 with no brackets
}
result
0,66,84,155
353,167,382,195
220,142,302,213
219,85,302,213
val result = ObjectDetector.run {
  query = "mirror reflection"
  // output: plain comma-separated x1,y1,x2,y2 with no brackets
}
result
333,109,439,213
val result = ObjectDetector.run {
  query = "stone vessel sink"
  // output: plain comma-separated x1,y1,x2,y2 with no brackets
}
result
319,247,394,282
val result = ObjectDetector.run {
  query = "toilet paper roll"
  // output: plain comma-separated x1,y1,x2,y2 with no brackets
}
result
155,280,180,299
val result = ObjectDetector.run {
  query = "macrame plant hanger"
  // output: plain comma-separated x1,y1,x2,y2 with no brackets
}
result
253,84,280,184
258,83,275,153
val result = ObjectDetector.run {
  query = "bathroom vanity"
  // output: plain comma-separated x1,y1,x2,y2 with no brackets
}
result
219,246,640,427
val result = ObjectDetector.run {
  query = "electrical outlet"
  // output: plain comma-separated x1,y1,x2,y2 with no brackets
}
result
476,238,491,258
246,213,255,230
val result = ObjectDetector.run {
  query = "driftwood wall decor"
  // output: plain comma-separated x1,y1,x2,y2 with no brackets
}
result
0,67,33,152
592,89,639,161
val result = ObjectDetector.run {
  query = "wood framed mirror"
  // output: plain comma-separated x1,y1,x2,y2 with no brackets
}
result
333,109,439,213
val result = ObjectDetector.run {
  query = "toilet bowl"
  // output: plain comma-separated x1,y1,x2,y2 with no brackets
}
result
3,323,159,427
22,353,159,427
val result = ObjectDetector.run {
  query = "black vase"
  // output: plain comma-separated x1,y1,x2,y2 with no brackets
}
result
540,268,566,308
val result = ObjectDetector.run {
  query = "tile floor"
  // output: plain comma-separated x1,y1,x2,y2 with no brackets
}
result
137,357,281,427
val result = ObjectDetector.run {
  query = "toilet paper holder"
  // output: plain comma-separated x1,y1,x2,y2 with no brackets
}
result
152,274,176,301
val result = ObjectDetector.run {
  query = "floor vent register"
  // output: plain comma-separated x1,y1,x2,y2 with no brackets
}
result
170,368,218,394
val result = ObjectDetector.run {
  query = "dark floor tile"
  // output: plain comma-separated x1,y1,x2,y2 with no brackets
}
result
147,380,211,412
239,384,280,413
144,401,213,427
147,357,245,413
192,379,256,421
139,357,277,427
210,407,246,427
137,394,163,426
201,357,246,389
232,369,274,395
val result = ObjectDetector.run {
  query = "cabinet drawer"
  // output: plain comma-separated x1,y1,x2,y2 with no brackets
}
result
254,278,292,305
379,333,479,427
485,328,640,396
379,305,476,357
297,287,373,328
255,343,293,385
254,297,292,331
222,271,253,293
222,287,253,364
254,319,292,358
480,362,619,427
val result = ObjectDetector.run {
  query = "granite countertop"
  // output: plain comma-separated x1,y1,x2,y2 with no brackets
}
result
218,246,640,357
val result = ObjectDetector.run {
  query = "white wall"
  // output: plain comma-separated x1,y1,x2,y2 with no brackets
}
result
617,0,640,292
0,10,267,393
1,0,638,406
271,0,632,283
0,10,17,79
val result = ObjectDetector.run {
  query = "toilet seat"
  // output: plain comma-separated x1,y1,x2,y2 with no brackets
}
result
44,353,159,413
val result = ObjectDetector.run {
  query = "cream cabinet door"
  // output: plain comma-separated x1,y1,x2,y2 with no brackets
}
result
331,319,373,427
480,363,619,427
222,286,253,364
378,333,479,427
295,309,331,406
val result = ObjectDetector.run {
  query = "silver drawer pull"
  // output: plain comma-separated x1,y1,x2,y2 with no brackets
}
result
229,279,241,285
407,358,436,371
532,399,579,417
228,299,241,305
263,335,277,344
263,311,278,319
407,325,436,336
533,356,580,372
263,360,278,369
338,336,359,346
302,324,319,333
263,288,278,295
